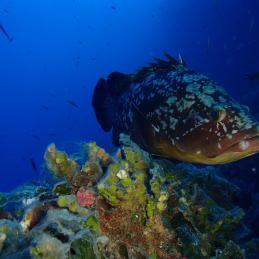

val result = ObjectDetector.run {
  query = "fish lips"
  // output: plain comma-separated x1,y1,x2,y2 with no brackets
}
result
224,132,259,154
209,126,259,159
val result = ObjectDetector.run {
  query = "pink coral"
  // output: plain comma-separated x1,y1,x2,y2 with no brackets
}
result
76,187,96,207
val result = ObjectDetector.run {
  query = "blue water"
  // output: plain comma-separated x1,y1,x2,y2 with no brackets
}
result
0,0,258,191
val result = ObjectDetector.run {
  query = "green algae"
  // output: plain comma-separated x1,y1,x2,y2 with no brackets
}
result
81,215,99,234
0,193,7,208
44,143,79,181
146,199,156,219
30,234,66,259
50,141,253,257
53,181,72,195
217,240,245,259
0,140,257,258
118,243,129,259
57,195,89,215
69,236,95,259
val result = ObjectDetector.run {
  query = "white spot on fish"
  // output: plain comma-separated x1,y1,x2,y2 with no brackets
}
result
166,96,177,105
176,99,195,112
227,134,233,139
219,122,228,133
244,124,253,130
152,124,160,133
239,140,250,151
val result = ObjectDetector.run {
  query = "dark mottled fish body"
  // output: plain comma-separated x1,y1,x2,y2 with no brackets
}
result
92,54,259,164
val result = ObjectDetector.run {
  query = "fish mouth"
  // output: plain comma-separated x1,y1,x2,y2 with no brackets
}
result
208,130,259,163
225,134,259,154
202,125,259,164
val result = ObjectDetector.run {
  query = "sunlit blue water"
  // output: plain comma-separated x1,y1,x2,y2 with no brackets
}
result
0,0,258,191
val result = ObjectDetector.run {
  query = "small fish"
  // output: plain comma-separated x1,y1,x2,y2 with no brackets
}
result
29,158,38,174
67,100,80,109
42,105,49,110
245,72,259,81
110,6,116,10
3,9,9,14
0,23,13,42
92,53,259,164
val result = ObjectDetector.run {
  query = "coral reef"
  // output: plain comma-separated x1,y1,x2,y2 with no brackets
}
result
76,188,96,208
57,194,89,215
44,143,80,182
0,139,258,258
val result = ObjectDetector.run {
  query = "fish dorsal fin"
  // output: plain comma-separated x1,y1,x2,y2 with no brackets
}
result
178,53,186,66
107,72,132,96
133,53,186,82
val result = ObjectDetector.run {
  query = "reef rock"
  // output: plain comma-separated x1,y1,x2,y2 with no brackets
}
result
0,139,258,258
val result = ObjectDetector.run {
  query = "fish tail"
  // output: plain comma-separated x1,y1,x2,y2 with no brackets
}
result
92,78,114,132
92,72,131,131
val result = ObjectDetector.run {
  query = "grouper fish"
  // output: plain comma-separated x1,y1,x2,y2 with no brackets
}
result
92,54,259,164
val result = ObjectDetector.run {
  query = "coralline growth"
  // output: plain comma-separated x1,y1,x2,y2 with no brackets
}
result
0,138,258,258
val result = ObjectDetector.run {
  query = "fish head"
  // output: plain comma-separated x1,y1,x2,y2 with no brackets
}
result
164,76,259,164
178,105,259,164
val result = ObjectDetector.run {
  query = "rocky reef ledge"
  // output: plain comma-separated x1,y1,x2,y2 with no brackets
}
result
0,137,258,259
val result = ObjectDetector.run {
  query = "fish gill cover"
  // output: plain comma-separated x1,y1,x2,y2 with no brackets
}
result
0,0,259,258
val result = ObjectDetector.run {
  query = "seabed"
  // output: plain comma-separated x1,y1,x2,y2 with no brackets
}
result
0,138,258,259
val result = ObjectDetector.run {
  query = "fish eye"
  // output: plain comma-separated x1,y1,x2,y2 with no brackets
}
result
210,108,226,122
